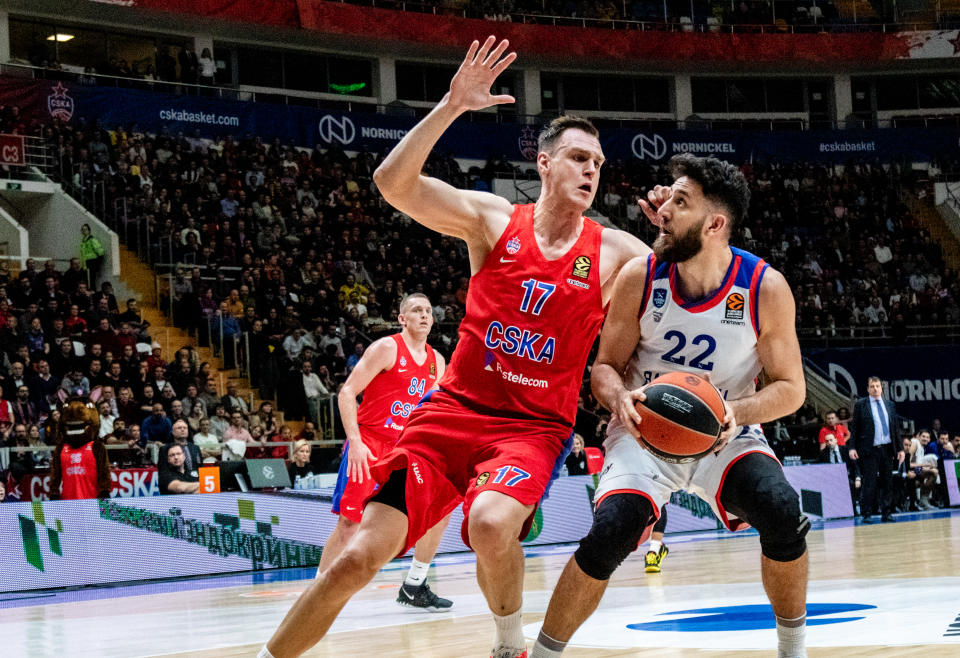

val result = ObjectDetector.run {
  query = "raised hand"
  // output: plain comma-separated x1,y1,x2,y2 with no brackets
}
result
637,184,673,228
447,36,517,112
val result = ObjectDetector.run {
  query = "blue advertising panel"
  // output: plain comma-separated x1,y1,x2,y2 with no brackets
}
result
7,76,959,164
805,346,960,429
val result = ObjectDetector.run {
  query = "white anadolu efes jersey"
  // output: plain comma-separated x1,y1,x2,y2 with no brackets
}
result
609,246,769,437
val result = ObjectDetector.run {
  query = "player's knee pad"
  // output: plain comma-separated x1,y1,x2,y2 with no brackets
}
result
721,454,808,562
751,475,808,562
574,493,655,581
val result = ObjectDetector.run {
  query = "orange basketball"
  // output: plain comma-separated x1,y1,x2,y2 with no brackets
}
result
634,372,726,464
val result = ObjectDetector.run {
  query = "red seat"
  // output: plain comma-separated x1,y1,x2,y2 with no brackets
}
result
584,447,604,474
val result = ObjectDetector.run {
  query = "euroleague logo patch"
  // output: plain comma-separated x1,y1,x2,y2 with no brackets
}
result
572,255,591,279
723,293,745,325
476,472,490,487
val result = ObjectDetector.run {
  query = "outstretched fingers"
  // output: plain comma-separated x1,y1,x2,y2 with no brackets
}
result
483,38,510,67
491,50,517,76
462,40,480,67
475,35,497,65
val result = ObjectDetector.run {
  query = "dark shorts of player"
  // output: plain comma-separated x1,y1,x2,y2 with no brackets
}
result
331,432,394,524
363,388,574,557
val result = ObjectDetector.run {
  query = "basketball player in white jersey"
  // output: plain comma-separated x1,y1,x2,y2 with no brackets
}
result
532,154,809,658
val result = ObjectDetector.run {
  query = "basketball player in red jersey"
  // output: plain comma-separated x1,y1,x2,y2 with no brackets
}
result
531,156,808,658
318,293,453,612
260,36,649,658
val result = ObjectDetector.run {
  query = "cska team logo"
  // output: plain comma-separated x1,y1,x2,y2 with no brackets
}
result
506,237,521,255
518,126,539,161
47,82,75,121
399,356,407,367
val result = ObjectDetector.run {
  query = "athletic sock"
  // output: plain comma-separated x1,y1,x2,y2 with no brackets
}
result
649,540,662,553
493,609,525,652
404,558,430,587
257,645,276,658
530,628,567,657
775,614,807,658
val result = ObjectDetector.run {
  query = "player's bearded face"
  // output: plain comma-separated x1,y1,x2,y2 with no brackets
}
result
653,215,706,263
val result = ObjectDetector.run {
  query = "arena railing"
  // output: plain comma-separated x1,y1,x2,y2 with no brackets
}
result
798,324,960,347
1,437,343,468
333,0,960,33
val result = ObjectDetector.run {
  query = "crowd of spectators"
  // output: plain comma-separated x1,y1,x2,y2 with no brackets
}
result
4,82,960,465
811,406,960,513
596,159,957,340
23,44,217,89
0,252,327,498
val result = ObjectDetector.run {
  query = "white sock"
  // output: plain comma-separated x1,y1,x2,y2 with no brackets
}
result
493,609,525,651
531,628,566,657
649,540,662,553
776,614,807,658
404,559,430,587
257,646,276,658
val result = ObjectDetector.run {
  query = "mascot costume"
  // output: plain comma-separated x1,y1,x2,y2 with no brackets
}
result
48,387,111,500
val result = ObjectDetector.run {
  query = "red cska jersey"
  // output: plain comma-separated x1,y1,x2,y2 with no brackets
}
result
440,203,605,427
356,333,439,444
60,442,100,500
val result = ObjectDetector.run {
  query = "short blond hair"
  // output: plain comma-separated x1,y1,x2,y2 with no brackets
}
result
399,293,431,314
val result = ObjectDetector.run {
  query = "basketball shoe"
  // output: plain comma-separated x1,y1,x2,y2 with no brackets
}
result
490,647,527,658
396,582,453,611
644,545,669,573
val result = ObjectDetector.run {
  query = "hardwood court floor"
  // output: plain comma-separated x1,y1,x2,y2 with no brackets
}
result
5,512,960,657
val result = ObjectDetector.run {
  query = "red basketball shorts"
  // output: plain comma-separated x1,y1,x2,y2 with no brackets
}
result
365,389,573,556
331,432,394,524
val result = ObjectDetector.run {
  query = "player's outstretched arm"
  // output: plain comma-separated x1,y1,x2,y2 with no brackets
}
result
730,268,806,426
592,256,649,439
374,36,516,244
337,337,397,483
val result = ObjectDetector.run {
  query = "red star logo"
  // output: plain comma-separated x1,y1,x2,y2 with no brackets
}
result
950,31,960,55
50,82,69,97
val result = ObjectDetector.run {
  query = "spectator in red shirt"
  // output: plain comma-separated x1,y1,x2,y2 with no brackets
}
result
269,425,295,459
819,410,850,450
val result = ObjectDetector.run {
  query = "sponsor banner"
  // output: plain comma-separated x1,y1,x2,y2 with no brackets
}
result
664,462,854,531
3,75,960,164
3,466,853,592
17,467,160,501
947,459,960,507
1,493,330,592
806,346,960,428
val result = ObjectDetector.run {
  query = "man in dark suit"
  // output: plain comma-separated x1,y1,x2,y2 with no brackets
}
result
818,431,861,511
848,376,903,523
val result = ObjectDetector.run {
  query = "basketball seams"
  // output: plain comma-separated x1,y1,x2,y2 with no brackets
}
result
635,404,721,442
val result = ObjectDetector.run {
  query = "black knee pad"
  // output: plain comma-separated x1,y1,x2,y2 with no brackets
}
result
369,468,408,516
574,493,655,581
720,454,809,562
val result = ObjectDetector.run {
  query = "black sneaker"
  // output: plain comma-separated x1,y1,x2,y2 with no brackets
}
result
396,582,453,612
